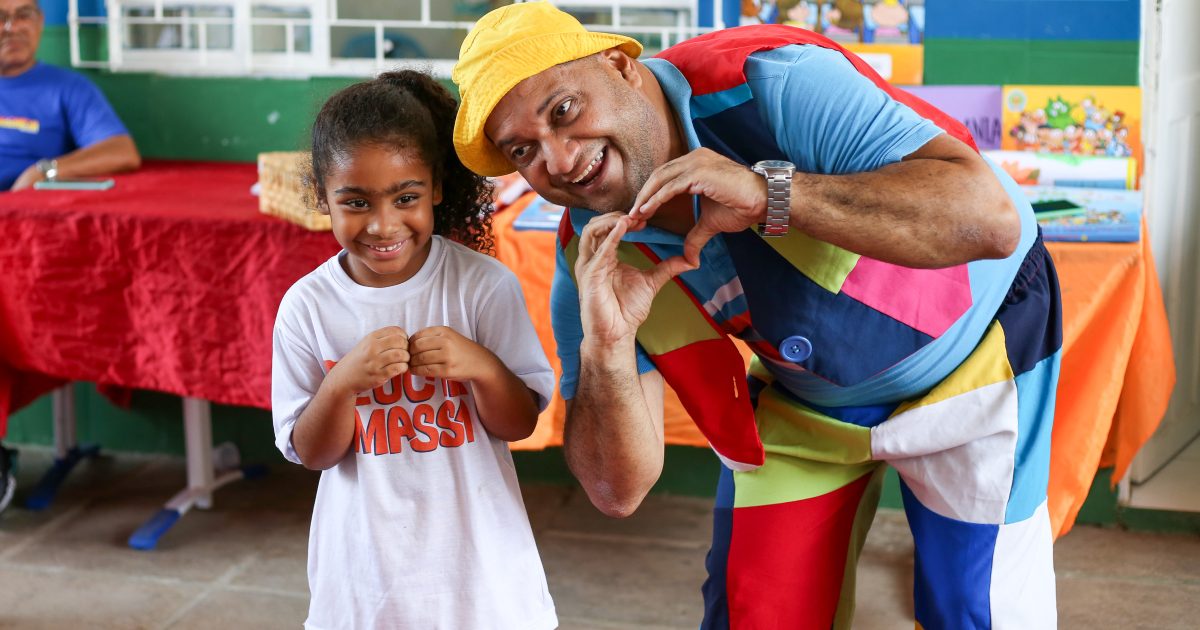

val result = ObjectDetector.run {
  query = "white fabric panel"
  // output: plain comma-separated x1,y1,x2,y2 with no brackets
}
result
703,276,745,317
872,379,1019,524
990,500,1058,629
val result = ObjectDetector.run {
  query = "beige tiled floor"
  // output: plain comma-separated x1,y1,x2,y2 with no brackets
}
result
1,447,1199,629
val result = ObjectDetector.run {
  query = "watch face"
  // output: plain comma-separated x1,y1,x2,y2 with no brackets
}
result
756,160,793,170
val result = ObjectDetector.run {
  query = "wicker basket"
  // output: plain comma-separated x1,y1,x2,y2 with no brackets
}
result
257,151,330,231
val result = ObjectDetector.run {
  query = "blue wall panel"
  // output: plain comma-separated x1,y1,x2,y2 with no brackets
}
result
926,0,1140,41
41,0,106,26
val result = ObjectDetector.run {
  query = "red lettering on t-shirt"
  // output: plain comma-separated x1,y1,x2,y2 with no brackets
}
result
361,408,389,455
404,373,436,402
336,368,479,457
410,403,439,452
387,405,415,454
458,404,475,444
436,400,464,448
445,379,469,398
373,375,405,405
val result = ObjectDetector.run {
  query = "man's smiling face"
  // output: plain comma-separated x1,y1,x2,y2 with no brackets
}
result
484,51,670,215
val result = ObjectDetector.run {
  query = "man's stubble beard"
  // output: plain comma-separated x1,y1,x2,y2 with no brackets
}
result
579,79,664,216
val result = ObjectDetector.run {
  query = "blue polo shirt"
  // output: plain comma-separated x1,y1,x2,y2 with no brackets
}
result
0,62,129,189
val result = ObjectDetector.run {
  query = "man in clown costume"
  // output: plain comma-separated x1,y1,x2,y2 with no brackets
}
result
452,3,1060,628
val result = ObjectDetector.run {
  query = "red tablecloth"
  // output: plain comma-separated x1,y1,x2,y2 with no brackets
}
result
0,161,340,429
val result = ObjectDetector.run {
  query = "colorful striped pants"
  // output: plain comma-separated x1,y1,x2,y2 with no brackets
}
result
701,241,1062,629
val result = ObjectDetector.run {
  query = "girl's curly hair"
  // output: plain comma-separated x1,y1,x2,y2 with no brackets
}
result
309,69,494,254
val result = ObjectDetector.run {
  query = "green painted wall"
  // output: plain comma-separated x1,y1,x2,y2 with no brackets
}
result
8,384,284,465
36,26,437,161
924,39,1140,86
92,72,358,161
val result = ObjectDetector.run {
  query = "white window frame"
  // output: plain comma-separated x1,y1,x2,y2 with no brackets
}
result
70,0,724,78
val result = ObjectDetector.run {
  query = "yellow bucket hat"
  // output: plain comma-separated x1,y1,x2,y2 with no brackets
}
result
452,2,642,177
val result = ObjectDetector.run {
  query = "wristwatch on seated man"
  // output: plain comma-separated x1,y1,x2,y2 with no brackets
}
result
752,160,795,237
35,158,59,182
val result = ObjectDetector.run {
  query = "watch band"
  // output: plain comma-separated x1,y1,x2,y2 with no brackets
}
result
759,171,790,237
753,160,795,237
36,159,59,181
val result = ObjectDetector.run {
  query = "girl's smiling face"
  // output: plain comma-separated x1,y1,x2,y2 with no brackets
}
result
321,143,441,288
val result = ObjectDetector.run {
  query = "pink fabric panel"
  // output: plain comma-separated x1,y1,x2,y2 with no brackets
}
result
839,258,973,338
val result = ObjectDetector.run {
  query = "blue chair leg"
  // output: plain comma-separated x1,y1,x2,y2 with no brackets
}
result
24,444,101,511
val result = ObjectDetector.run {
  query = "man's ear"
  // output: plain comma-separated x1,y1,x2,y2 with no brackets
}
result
598,48,642,88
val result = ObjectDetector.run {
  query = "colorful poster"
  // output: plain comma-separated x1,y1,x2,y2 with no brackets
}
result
766,1,926,45
1022,185,1142,243
983,150,1137,190
1001,85,1141,164
751,1,925,84
905,86,1002,149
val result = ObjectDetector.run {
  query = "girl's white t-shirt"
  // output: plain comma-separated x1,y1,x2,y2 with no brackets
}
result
272,236,558,630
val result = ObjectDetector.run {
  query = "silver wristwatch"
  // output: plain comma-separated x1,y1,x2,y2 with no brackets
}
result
751,160,795,237
36,158,59,181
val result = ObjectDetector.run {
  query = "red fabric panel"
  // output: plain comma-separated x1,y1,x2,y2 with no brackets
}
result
727,472,875,629
0,161,342,435
630,242,763,467
651,338,764,467
654,24,978,152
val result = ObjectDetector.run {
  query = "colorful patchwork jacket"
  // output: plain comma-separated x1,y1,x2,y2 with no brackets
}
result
552,25,1037,471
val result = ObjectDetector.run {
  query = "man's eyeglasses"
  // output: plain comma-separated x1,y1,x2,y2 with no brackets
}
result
0,7,40,29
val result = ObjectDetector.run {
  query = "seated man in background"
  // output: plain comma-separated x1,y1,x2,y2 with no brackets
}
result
0,0,140,515
0,0,140,192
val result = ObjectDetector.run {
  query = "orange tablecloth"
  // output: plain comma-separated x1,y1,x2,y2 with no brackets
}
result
497,200,1175,538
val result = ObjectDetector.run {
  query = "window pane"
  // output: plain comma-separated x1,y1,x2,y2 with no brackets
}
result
253,5,312,53
121,4,233,51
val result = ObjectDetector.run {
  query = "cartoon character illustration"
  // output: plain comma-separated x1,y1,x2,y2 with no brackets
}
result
1008,93,1138,157
1010,111,1041,150
1044,96,1075,130
1063,124,1082,154
1081,128,1098,155
782,1,922,43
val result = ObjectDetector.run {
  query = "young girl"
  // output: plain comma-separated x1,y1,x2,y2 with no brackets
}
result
271,70,557,630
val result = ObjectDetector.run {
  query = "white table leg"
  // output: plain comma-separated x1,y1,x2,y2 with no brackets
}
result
127,397,266,550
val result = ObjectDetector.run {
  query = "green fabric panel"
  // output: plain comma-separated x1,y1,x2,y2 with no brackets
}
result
763,233,860,294
756,389,874,465
833,465,886,630
924,39,1139,86
732,387,874,508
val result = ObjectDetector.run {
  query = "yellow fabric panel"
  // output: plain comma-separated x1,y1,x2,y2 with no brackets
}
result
763,232,861,294
893,322,1015,415
620,243,722,354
